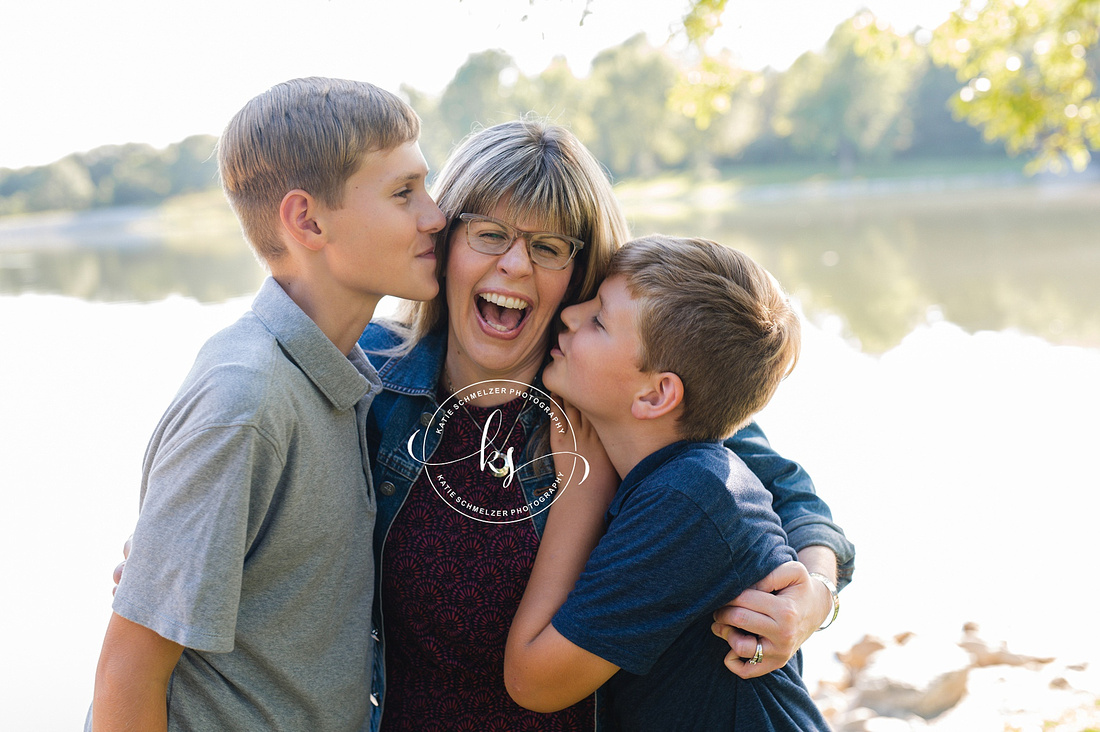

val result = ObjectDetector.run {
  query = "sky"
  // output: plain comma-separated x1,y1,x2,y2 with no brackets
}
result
2,0,961,171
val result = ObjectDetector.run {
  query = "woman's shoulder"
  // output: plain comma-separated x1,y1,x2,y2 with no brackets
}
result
358,319,412,373
358,321,446,393
358,319,407,352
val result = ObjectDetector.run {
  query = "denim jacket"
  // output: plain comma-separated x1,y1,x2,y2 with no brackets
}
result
359,322,855,731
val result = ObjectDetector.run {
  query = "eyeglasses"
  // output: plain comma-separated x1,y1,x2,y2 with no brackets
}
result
459,213,585,271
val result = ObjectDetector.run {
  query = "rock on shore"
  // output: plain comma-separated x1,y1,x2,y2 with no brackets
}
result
815,623,1100,731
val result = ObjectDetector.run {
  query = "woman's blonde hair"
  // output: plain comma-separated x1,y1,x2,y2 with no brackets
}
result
391,118,629,345
218,77,421,262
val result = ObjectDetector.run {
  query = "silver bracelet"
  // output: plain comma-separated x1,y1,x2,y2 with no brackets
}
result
809,572,839,630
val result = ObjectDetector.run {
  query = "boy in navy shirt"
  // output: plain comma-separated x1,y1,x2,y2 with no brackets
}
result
505,235,832,730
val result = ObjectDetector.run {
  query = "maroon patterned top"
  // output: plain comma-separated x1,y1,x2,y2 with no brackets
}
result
379,395,595,731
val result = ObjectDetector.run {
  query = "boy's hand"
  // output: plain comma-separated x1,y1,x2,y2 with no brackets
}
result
710,560,830,678
112,536,132,596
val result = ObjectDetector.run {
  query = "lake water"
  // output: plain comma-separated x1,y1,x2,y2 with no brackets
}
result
3,177,1099,729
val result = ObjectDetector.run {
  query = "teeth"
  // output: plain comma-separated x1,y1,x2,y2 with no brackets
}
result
481,293,527,311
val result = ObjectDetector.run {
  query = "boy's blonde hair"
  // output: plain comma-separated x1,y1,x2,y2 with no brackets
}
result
218,77,421,262
393,118,629,345
610,236,801,441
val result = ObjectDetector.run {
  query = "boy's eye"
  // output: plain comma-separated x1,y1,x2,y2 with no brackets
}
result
394,188,412,200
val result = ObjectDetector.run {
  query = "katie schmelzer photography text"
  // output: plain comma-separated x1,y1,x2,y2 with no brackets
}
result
407,379,587,524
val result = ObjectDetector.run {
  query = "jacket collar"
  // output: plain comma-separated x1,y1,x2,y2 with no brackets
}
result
372,326,551,400
374,327,447,397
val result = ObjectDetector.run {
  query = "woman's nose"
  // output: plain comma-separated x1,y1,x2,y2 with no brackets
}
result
497,236,534,276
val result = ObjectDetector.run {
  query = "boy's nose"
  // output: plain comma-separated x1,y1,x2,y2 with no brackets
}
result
559,303,579,331
421,201,446,233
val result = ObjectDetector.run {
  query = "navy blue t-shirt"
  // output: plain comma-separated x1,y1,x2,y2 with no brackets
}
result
552,440,830,731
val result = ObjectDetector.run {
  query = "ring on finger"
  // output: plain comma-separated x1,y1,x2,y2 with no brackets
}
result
748,641,764,665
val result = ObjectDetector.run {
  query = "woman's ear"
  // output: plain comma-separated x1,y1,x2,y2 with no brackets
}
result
630,372,684,421
278,189,325,252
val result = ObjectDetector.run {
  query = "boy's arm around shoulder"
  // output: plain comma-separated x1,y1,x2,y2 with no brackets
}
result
503,503,621,712
508,442,788,711
504,401,620,712
92,613,184,732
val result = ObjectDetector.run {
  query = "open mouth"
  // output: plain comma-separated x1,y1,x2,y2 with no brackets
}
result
477,292,530,334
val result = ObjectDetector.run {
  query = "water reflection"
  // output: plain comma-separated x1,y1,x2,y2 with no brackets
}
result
0,245,264,303
3,180,1098,349
0,198,265,303
631,180,1100,351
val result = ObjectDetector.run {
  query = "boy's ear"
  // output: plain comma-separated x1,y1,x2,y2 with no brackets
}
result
278,189,325,252
631,372,684,421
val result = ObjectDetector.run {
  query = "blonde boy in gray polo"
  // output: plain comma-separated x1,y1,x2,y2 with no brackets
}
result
88,78,445,731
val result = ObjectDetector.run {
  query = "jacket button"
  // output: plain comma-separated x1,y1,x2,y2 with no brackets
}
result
372,628,381,642
379,481,396,496
419,412,433,426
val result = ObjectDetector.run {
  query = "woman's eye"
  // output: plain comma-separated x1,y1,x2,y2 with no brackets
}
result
534,238,569,255
394,188,412,200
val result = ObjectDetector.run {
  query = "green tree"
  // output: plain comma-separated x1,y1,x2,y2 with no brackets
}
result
510,56,594,139
585,34,693,177
904,61,998,157
773,15,928,171
106,149,173,206
166,135,219,195
27,157,97,211
930,0,1100,172
438,49,523,143
0,156,96,214
403,84,450,172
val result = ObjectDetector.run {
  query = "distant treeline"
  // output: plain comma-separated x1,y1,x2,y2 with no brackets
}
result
1,21,1008,217
0,136,220,216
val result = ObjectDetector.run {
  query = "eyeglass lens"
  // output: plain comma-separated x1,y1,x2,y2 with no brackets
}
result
466,218,576,269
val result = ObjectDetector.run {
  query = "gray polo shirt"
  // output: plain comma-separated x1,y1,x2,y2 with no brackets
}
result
106,277,379,731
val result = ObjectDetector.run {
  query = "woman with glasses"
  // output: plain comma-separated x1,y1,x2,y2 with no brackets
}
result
358,119,854,730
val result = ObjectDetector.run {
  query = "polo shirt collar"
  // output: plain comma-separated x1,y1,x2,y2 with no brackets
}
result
620,439,724,492
251,277,380,411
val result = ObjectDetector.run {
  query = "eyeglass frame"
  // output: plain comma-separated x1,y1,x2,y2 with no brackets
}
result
458,213,585,271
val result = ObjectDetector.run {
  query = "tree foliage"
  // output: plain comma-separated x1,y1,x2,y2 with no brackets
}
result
930,0,1100,172
672,0,1099,172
